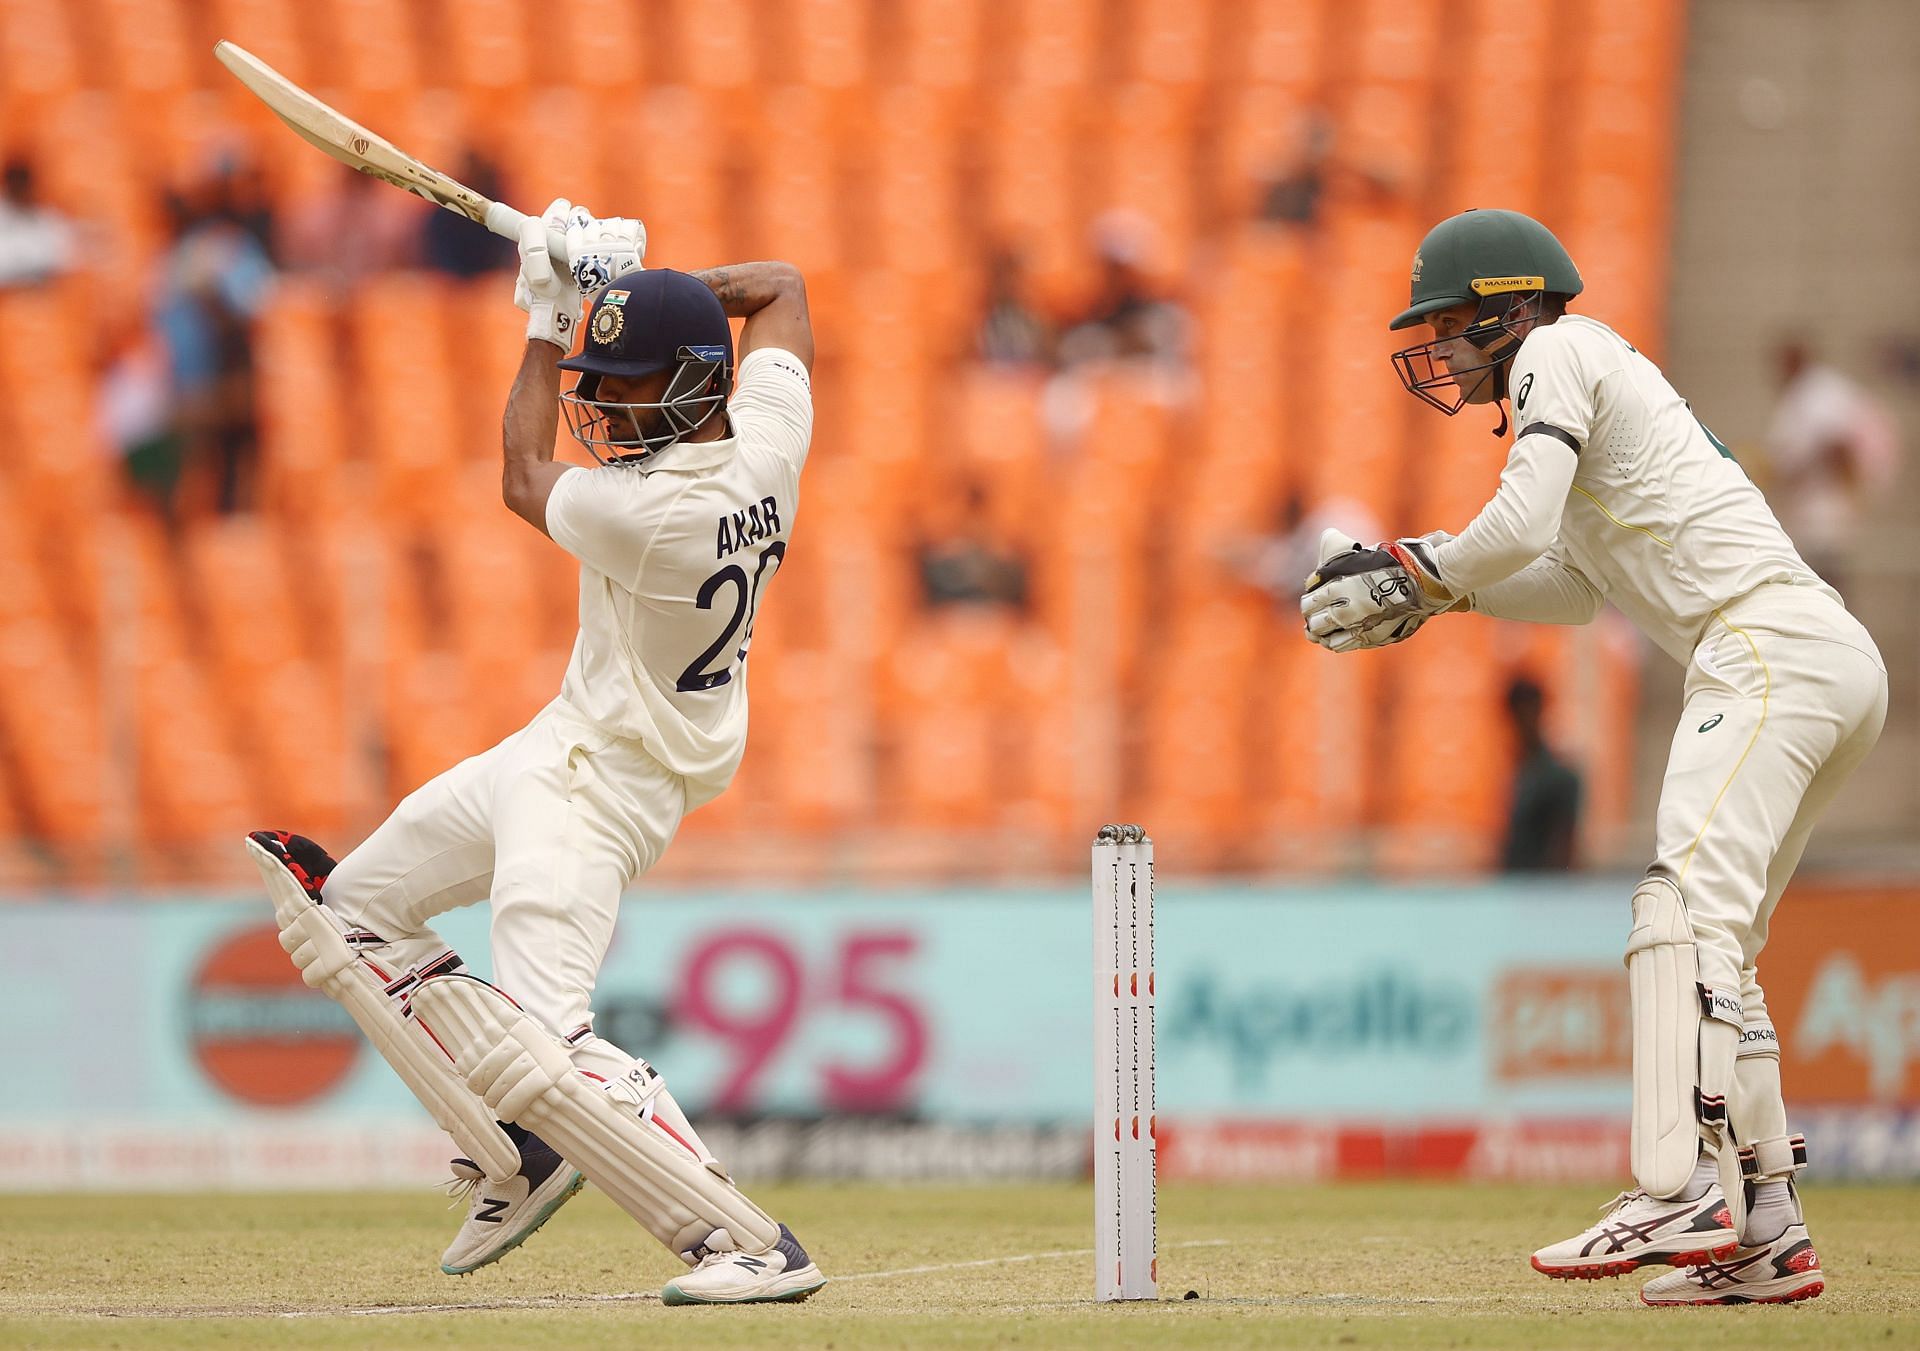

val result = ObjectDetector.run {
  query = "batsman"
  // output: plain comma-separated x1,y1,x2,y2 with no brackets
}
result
1303,209,1886,1306
247,200,825,1305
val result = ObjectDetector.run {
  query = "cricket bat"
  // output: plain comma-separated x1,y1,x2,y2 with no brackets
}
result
212,40,569,264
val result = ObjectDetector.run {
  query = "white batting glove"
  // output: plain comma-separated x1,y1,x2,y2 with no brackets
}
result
566,213,646,297
514,197,582,351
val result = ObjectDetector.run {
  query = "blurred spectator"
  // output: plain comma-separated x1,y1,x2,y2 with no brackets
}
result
976,246,1054,369
280,168,418,290
1044,211,1194,441
917,482,1030,610
422,151,517,277
156,178,275,514
1499,677,1582,873
1057,210,1190,373
1255,112,1403,230
96,322,182,522
1258,114,1336,228
0,159,75,288
1764,341,1900,594
213,157,279,261
1223,493,1388,607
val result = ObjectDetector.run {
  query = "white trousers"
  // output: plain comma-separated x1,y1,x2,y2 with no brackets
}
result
325,698,688,1044
1646,582,1886,1149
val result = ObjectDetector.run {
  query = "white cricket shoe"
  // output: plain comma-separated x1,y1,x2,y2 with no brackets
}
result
1531,1184,1737,1280
1640,1222,1825,1305
440,1132,585,1275
661,1224,827,1305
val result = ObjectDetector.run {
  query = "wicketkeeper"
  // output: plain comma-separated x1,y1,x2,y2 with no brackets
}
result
249,200,825,1305
1303,208,1885,1306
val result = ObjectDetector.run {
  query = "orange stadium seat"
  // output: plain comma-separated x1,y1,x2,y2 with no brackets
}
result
670,0,758,90
93,0,197,97
255,277,351,521
0,0,81,100
891,0,986,89
790,0,871,90
320,0,426,92
210,0,311,85
0,619,107,848
1229,0,1330,87
1120,0,1213,88
547,1,648,88
1011,0,1102,87
1377,618,1510,874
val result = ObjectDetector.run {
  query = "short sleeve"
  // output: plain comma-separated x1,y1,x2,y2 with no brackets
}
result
545,465,649,584
729,347,814,473
1509,325,1595,450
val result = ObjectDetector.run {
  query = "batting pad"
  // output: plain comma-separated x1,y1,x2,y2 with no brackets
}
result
1625,875,1741,1199
409,973,780,1262
245,837,521,1183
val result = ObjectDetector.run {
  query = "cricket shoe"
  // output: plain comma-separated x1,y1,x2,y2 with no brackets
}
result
1639,1222,1825,1305
661,1224,827,1305
440,1133,584,1275
1530,1184,1737,1280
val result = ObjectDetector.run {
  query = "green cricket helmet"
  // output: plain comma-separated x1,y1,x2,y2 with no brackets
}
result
1388,209,1583,426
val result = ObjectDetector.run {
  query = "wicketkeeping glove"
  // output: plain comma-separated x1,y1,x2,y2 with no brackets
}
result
515,197,583,350
565,213,646,297
1301,528,1458,653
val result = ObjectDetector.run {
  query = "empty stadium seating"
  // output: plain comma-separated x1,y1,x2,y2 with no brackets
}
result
0,0,1680,882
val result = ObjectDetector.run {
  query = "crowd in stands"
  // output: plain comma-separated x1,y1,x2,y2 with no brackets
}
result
0,0,1713,885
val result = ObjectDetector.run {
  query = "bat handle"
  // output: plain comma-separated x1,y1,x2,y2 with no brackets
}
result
482,200,571,267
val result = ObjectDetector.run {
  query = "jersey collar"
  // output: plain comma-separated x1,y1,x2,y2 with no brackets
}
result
635,431,737,475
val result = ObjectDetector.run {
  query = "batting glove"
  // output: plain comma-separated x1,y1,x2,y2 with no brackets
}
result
565,213,646,297
515,197,582,350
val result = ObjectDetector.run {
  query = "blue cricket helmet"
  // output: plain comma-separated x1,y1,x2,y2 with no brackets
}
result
558,268,735,463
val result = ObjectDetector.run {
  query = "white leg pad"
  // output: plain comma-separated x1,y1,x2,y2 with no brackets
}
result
1723,1008,1787,1236
410,972,780,1263
246,838,521,1183
1626,875,1741,1198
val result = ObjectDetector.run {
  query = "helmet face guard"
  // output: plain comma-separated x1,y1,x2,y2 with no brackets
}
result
560,345,732,465
1390,290,1542,416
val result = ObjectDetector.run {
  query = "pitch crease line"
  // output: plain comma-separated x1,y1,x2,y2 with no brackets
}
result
838,1238,1229,1283
260,1239,1235,1317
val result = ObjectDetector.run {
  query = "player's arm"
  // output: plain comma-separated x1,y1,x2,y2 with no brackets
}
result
1466,545,1603,624
1430,331,1593,596
1427,431,1580,595
687,262,813,371
501,339,571,536
500,204,589,535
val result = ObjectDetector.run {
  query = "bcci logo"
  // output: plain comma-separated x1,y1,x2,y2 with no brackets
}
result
1410,251,1424,285
591,302,625,346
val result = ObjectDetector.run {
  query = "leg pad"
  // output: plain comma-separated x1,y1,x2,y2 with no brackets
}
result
1626,875,1741,1197
247,837,521,1183
410,972,779,1262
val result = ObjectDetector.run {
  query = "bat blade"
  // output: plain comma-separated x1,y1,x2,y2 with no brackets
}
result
212,40,552,257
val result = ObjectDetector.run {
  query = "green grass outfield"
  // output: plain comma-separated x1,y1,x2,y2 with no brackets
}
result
2,1182,1915,1349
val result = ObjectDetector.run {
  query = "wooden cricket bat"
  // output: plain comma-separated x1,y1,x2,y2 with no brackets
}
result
212,40,569,264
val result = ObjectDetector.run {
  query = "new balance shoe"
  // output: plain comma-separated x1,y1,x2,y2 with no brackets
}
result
1531,1184,1738,1280
440,1132,584,1275
661,1223,827,1305
1640,1222,1824,1305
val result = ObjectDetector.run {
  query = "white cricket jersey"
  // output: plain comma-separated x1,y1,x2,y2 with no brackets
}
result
1435,315,1836,664
543,347,811,806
